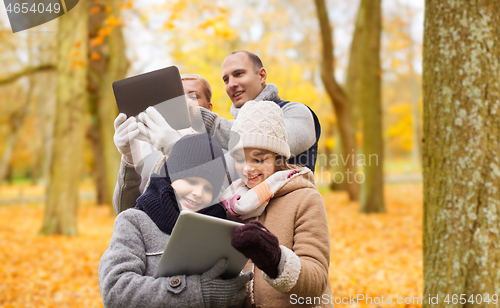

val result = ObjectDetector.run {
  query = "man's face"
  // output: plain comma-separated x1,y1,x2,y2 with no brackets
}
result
222,52,266,108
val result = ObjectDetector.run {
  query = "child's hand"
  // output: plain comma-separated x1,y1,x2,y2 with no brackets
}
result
231,220,281,278
199,258,252,307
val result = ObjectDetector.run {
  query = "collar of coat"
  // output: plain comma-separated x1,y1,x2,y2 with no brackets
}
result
135,163,226,234
230,83,281,119
272,167,316,198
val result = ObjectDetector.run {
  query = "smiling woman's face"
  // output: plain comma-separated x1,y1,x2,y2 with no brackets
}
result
171,177,214,212
233,148,276,189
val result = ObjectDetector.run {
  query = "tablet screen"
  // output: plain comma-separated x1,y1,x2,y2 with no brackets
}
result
112,66,192,130
154,211,248,279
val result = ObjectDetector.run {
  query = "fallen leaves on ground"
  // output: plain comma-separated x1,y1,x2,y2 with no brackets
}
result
325,183,423,308
0,198,113,308
0,183,422,308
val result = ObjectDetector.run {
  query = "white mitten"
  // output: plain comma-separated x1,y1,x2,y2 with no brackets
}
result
186,96,199,122
113,113,143,165
137,107,183,155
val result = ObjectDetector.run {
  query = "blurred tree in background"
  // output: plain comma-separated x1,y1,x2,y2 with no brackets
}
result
40,1,89,235
314,0,359,202
87,0,130,206
0,0,425,226
357,0,384,213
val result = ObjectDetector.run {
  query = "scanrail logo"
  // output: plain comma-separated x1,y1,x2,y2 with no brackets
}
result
3,0,79,32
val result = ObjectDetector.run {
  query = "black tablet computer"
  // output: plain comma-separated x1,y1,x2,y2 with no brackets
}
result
154,211,249,279
112,66,191,130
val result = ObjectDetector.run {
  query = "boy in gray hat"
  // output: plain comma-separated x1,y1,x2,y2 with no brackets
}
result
99,133,252,308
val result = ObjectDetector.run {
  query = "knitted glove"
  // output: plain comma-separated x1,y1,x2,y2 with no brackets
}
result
113,113,143,165
200,258,253,308
231,220,281,278
137,107,182,155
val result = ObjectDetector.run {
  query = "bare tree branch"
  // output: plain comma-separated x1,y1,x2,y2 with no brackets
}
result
0,64,55,86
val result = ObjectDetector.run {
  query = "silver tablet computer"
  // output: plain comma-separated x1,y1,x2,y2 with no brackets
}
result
154,211,249,279
112,66,191,130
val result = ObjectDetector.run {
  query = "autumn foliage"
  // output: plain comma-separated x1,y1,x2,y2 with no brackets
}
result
0,183,422,307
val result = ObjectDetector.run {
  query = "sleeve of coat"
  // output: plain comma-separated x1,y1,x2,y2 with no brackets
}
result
112,157,144,214
98,210,205,308
288,188,331,297
112,154,166,214
191,107,234,150
281,102,316,157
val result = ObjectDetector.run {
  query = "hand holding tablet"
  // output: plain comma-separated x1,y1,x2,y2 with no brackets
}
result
154,211,249,279
136,107,182,155
112,66,192,130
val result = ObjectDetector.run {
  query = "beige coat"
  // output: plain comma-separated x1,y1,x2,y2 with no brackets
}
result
240,169,334,308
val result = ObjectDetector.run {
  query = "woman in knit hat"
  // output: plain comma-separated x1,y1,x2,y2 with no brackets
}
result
99,133,252,308
220,101,334,308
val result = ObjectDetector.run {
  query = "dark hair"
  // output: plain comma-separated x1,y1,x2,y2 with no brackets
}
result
230,50,264,73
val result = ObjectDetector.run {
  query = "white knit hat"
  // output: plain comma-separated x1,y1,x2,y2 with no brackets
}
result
229,100,290,158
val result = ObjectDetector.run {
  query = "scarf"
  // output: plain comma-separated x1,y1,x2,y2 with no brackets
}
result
219,170,297,220
135,164,227,234
230,83,281,119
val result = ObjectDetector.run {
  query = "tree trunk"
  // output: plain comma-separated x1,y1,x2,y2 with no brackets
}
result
88,0,129,208
345,2,365,147
0,79,33,189
423,1,500,306
40,2,88,236
39,74,57,187
314,0,359,201
405,8,422,167
87,124,108,205
358,0,385,213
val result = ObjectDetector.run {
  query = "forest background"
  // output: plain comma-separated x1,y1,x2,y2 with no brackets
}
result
0,0,427,307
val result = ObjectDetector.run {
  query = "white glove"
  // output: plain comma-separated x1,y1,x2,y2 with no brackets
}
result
137,106,182,155
186,95,199,122
113,113,143,165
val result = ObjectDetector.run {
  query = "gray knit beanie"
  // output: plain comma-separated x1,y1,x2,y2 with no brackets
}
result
229,100,290,158
166,133,226,198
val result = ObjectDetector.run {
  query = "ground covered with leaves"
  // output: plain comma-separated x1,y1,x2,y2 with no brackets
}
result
0,183,422,308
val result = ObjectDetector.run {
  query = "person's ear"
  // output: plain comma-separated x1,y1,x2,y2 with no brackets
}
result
258,68,267,85
207,102,213,111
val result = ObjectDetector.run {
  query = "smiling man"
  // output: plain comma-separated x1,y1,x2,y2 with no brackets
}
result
191,50,320,173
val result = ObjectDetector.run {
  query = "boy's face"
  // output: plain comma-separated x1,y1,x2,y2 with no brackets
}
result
171,177,214,212
233,148,276,189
